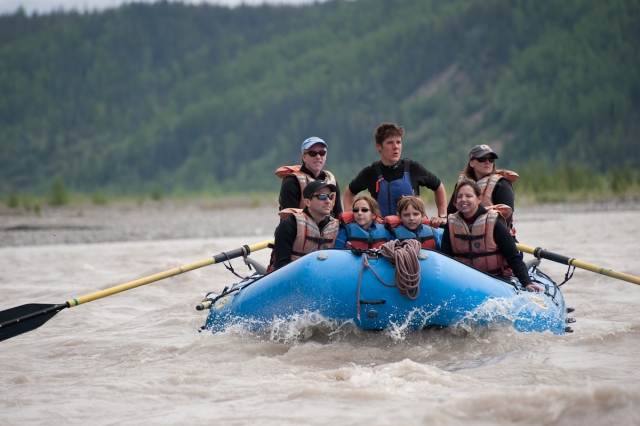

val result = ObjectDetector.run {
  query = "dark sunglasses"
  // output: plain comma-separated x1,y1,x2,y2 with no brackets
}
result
475,156,495,163
305,150,327,157
311,193,334,201
353,208,370,213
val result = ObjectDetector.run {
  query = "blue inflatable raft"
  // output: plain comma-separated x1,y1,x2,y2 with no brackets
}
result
202,249,570,335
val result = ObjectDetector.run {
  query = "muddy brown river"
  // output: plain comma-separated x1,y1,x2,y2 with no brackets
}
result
1,202,639,425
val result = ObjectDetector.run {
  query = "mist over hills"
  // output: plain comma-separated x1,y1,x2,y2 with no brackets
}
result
1,0,638,196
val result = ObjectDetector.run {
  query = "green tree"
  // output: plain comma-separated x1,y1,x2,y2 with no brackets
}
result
49,176,70,205
7,191,19,208
151,187,163,201
91,191,107,205
609,166,632,195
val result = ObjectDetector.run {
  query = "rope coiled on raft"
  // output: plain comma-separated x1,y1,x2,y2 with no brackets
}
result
379,239,422,299
356,239,422,319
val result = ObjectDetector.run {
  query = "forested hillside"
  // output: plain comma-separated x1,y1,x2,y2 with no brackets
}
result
1,0,638,197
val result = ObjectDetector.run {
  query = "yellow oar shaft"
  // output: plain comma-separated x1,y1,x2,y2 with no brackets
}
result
517,243,640,286
66,239,274,307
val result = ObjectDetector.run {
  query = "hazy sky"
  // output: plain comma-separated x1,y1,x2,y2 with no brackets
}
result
0,0,324,16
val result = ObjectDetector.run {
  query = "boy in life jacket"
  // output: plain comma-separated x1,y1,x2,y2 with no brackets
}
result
334,195,389,250
275,136,343,218
384,196,439,250
440,181,542,292
268,180,340,272
342,122,447,225
446,144,519,236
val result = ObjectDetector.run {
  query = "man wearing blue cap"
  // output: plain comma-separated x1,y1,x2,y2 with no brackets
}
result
275,136,343,217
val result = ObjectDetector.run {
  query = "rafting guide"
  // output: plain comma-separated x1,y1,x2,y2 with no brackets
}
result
343,122,448,226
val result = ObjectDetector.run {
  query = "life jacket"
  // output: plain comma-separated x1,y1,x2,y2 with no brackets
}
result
383,215,437,250
374,159,413,217
457,170,519,236
279,208,339,260
338,212,387,250
275,165,337,210
447,204,514,277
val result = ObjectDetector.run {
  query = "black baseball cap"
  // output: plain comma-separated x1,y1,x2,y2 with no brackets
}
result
303,180,337,199
469,144,498,159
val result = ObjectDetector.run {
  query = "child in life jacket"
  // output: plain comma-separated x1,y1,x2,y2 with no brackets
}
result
384,196,440,250
335,195,389,250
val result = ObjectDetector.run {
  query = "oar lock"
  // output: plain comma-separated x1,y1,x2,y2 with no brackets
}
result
196,291,220,311
565,307,576,332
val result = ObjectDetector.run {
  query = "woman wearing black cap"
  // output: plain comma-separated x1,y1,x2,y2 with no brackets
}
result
446,144,520,234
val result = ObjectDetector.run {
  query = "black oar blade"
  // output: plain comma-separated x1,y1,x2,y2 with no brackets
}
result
0,303,67,342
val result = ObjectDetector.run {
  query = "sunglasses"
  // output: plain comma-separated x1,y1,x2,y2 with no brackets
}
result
475,156,495,163
353,208,370,213
305,150,327,157
311,193,335,201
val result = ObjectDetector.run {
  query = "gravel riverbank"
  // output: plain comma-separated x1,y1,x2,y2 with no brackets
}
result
0,199,281,247
1,198,638,247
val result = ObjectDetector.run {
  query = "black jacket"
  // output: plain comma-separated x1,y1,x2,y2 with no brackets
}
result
278,164,343,217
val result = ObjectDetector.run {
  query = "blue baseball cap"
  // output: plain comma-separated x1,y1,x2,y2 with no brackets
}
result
301,136,328,153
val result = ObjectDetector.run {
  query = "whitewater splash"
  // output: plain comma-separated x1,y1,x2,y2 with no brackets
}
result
205,306,449,345
204,289,564,345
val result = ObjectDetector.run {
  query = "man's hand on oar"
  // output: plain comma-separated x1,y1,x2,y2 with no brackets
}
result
0,239,274,343
517,243,640,286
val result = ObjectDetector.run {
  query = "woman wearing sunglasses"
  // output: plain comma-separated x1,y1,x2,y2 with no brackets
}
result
446,144,519,234
334,195,389,250
276,136,343,217
441,181,542,292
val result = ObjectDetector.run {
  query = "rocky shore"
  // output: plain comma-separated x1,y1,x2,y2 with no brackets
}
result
0,198,281,247
1,198,638,247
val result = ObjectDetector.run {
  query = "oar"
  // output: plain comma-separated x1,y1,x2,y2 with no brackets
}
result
516,243,640,286
0,239,274,342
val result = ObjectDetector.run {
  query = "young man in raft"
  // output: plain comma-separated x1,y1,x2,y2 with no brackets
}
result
269,180,340,271
342,122,447,227
275,136,343,217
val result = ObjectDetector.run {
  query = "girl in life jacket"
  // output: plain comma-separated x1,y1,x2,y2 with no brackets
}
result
440,181,542,292
384,196,439,250
334,195,389,250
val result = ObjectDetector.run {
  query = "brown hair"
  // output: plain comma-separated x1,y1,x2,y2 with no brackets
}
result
353,195,382,220
396,196,426,217
455,180,482,199
374,122,405,145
